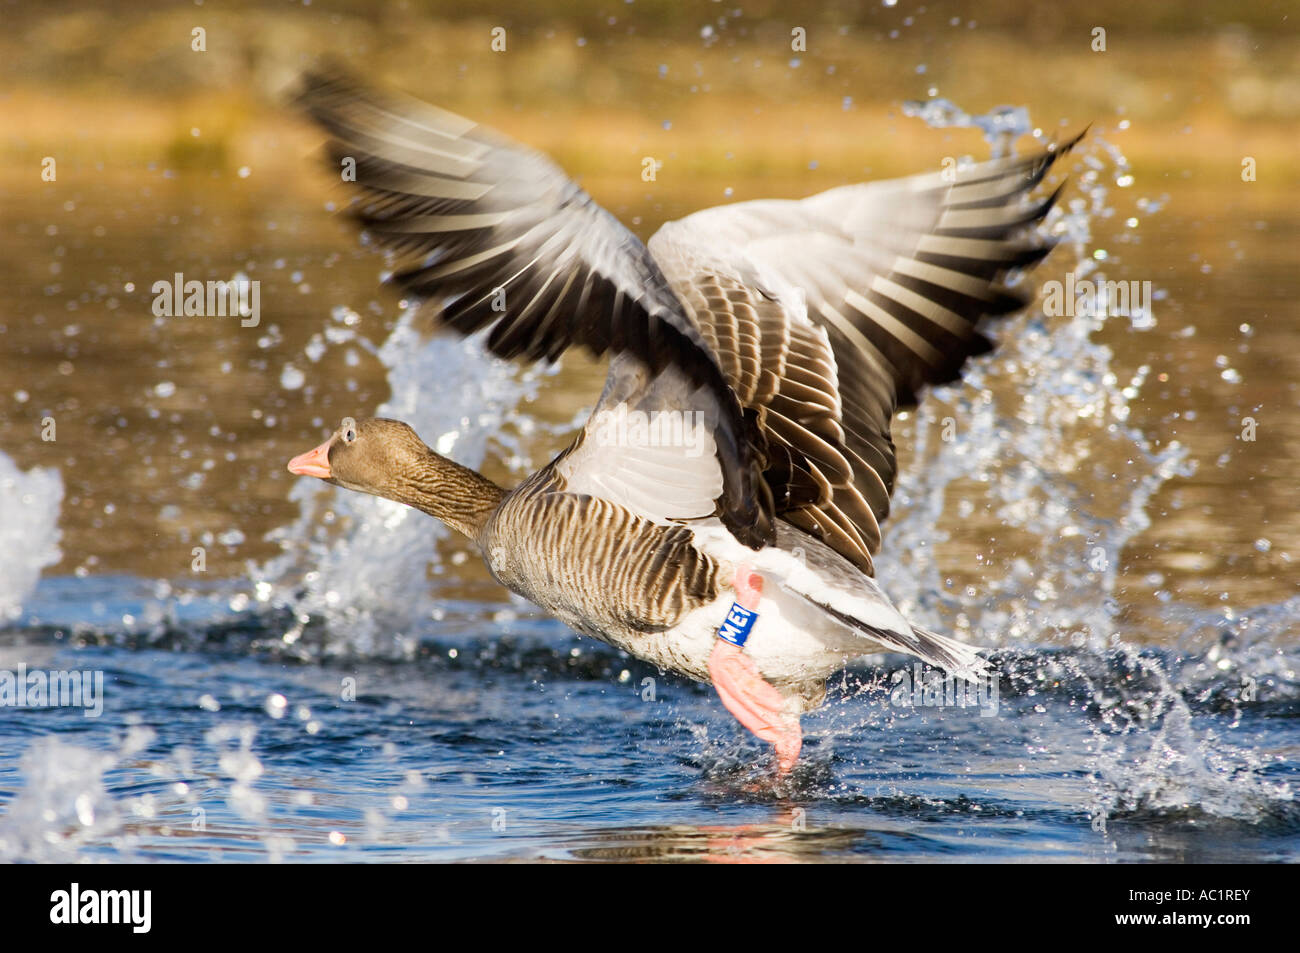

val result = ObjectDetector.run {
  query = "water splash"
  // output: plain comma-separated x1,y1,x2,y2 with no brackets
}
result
1082,645,1293,826
901,97,1036,157
250,305,545,656
873,100,1293,825
0,452,63,623
880,97,1185,647
0,727,151,862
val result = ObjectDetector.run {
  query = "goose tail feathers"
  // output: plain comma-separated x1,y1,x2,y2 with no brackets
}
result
807,596,990,681
903,623,992,682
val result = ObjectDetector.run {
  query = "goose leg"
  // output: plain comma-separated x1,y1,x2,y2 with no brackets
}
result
708,566,803,774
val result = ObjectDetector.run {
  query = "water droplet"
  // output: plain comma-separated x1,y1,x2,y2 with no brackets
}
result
280,364,305,390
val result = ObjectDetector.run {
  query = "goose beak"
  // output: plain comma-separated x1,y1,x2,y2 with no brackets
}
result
287,438,333,479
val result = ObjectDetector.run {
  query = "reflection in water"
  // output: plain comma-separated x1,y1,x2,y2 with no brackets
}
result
558,818,865,864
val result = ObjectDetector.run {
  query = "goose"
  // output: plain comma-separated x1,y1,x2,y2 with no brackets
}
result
287,70,1081,774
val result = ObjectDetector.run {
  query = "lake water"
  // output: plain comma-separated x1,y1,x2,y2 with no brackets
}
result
0,93,1296,862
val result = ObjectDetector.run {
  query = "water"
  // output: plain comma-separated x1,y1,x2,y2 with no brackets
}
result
0,452,62,622
1,94,1297,861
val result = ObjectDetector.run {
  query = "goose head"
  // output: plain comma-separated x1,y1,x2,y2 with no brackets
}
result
287,416,504,539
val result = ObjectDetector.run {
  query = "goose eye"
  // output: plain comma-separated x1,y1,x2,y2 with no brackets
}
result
340,416,357,444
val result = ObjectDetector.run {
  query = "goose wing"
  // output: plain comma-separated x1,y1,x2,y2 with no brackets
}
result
631,135,1082,574
296,68,774,548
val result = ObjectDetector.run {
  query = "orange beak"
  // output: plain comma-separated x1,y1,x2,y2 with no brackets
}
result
287,438,333,479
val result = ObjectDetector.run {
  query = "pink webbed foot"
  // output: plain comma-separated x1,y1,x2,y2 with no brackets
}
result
708,565,803,775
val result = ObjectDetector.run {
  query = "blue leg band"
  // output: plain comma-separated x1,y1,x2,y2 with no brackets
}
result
716,601,758,648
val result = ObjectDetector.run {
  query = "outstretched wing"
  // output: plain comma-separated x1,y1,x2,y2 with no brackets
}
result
647,135,1081,574
296,67,774,548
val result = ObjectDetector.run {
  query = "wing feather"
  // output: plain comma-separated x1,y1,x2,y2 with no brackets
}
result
648,132,1082,572
297,66,774,548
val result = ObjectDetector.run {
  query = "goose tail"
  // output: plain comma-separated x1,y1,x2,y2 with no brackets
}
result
807,596,990,681
903,623,991,682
